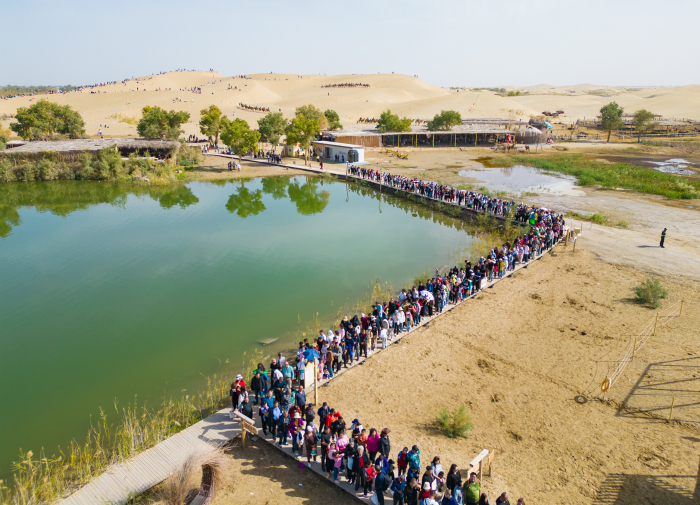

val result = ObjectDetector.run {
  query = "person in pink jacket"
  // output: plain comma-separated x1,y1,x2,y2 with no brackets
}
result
367,428,380,462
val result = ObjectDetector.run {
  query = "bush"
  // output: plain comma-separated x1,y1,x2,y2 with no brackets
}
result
634,278,668,308
434,405,473,439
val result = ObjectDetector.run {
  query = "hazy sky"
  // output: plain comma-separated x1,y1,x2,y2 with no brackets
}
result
4,0,699,88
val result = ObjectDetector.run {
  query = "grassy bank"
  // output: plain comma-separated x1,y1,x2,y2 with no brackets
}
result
488,154,700,199
0,348,267,505
0,146,203,185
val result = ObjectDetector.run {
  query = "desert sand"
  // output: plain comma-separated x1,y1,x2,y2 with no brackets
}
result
3,72,700,139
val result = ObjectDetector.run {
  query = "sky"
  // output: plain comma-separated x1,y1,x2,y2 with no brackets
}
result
3,0,699,88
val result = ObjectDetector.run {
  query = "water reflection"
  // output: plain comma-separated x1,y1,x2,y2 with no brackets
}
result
261,177,290,200
225,184,266,218
155,186,200,210
287,178,330,216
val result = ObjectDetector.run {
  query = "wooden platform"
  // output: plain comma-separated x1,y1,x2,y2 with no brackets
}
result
59,410,239,505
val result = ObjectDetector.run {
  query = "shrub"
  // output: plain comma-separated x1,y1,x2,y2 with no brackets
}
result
634,278,668,308
434,405,473,439
616,220,628,228
590,213,608,225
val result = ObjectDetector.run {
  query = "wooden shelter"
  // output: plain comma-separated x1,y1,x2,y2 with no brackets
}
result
0,138,180,161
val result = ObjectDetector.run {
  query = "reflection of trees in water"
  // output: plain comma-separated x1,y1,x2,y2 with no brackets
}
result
261,176,290,200
225,184,266,218
0,181,201,238
287,177,330,216
156,186,199,209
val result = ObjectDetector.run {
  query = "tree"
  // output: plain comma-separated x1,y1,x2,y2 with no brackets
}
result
633,109,656,143
199,105,225,146
0,126,10,150
220,117,261,164
324,109,342,130
137,106,190,140
427,110,462,131
599,102,624,142
10,100,86,139
257,112,288,148
285,114,320,165
295,104,328,130
376,110,412,133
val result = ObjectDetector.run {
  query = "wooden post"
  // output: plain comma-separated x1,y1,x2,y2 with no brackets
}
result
679,298,684,316
314,358,319,406
241,423,248,447
653,312,659,336
668,396,675,422
432,135,434,148
632,336,637,361
573,237,577,252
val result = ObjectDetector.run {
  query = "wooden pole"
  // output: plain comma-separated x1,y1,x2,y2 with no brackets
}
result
241,423,248,447
653,312,659,336
679,298,684,316
668,396,675,422
314,358,319,406
632,336,637,361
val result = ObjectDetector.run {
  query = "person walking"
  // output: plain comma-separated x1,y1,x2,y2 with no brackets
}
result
660,228,667,248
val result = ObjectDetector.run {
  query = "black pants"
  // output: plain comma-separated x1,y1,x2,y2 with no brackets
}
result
394,496,404,505
269,418,277,437
360,344,367,358
660,236,665,247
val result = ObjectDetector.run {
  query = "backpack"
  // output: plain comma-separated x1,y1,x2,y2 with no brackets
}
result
379,474,391,492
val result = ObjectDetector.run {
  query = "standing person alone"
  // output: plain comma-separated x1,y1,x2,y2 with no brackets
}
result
660,228,667,248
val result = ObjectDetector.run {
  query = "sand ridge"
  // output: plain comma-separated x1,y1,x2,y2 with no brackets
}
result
3,72,700,139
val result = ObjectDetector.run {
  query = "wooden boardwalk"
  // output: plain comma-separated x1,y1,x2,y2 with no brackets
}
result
59,410,239,505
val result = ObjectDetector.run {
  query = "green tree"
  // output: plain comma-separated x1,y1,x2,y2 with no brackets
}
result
633,109,656,143
324,109,343,130
225,184,266,218
0,126,10,150
257,112,288,147
285,114,320,165
599,102,624,142
137,106,190,140
427,110,462,131
10,100,86,139
220,118,261,164
295,104,328,129
199,105,225,146
376,109,412,133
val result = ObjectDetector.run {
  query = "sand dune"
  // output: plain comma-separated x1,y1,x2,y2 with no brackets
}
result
2,71,699,138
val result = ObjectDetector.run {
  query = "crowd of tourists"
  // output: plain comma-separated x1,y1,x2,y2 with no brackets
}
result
232,367,527,505
322,83,371,88
347,165,564,228
356,117,428,124
227,212,563,504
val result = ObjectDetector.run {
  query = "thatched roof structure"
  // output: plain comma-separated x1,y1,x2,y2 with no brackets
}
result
0,138,180,161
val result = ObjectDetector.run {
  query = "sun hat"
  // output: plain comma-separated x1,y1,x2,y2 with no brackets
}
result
353,418,359,424
235,374,243,381
423,482,430,490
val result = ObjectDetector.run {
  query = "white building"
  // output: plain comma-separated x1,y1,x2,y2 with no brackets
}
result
311,141,364,163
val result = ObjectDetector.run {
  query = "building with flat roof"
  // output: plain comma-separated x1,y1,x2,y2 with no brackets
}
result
311,140,364,163
327,118,535,147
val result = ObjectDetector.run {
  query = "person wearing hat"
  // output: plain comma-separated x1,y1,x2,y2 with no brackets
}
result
660,228,667,248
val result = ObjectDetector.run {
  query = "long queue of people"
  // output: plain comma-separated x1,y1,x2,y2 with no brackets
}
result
348,165,564,225
231,367,526,505
228,221,564,503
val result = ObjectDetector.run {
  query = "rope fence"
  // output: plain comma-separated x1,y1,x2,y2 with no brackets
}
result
601,298,685,397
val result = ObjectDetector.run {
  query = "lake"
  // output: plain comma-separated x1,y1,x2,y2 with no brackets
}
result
0,176,485,473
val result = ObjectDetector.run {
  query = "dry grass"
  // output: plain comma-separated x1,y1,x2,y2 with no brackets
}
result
154,447,232,505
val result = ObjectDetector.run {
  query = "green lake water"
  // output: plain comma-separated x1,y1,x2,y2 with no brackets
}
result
0,176,483,473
